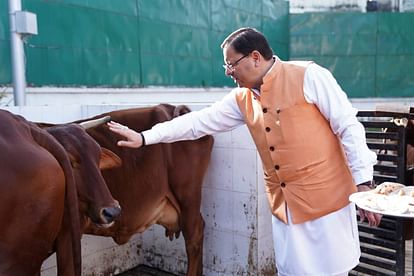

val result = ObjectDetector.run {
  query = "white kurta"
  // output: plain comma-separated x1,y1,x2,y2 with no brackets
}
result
273,204,360,276
142,61,377,275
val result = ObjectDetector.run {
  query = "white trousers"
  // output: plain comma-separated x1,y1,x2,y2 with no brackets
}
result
272,203,360,276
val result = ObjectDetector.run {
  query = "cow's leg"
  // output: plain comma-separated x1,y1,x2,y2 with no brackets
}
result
168,136,213,276
169,178,205,276
181,211,204,276
160,193,204,275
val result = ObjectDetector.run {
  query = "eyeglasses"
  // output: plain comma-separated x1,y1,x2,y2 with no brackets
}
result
222,54,249,72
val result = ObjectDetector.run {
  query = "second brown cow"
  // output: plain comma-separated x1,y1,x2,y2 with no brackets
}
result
81,104,214,276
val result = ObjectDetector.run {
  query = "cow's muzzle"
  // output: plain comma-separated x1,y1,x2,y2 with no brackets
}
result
96,205,121,228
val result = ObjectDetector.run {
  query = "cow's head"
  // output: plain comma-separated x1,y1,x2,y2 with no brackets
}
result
46,124,122,229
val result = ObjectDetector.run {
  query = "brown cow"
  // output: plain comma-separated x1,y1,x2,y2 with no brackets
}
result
81,104,214,276
0,109,122,275
407,119,413,163
0,109,81,275
407,120,414,183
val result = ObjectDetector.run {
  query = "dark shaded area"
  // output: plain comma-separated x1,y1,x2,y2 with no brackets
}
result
118,265,178,276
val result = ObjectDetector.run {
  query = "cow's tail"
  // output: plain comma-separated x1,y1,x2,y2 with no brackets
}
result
29,124,82,276
173,105,191,118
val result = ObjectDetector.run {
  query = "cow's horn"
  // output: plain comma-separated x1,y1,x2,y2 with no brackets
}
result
79,116,111,129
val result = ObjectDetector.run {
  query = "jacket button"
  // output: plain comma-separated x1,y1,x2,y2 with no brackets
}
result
253,97,257,100
265,127,271,132
263,108,268,113
269,146,275,151
281,182,286,188
275,165,280,170
276,108,281,114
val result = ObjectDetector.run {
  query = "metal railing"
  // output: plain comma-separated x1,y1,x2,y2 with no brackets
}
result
350,109,414,276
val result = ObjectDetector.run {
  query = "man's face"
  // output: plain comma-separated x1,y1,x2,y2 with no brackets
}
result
222,46,257,88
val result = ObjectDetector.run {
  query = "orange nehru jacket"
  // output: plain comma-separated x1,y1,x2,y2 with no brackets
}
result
235,59,356,224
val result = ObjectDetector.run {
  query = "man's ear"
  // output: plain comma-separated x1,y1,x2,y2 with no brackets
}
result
251,50,261,65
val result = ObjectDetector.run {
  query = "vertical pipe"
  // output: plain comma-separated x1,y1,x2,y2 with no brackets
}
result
8,0,26,106
399,0,404,12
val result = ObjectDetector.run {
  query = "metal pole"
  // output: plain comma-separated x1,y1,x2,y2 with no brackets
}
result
400,0,404,12
8,0,26,106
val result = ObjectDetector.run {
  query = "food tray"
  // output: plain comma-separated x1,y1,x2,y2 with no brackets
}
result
349,184,414,218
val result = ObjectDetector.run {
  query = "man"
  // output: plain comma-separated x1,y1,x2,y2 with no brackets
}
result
108,27,381,275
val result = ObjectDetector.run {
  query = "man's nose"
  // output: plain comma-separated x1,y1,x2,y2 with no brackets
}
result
224,67,233,76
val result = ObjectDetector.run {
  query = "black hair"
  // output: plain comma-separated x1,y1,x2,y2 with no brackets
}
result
221,27,274,60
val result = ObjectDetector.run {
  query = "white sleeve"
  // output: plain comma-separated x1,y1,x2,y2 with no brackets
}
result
142,89,245,144
303,63,377,185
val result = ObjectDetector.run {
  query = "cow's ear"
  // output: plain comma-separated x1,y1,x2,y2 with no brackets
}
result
100,148,122,170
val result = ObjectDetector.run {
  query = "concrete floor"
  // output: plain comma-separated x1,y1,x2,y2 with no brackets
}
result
118,241,414,276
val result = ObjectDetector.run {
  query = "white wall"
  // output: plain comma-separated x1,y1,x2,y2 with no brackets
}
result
290,0,366,13
1,87,414,112
0,87,227,107
403,0,414,11
289,0,412,13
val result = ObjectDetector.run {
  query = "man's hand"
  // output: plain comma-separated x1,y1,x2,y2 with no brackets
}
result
107,121,143,148
357,184,382,227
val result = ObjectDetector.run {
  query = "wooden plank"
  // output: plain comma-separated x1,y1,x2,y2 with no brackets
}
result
352,262,395,276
